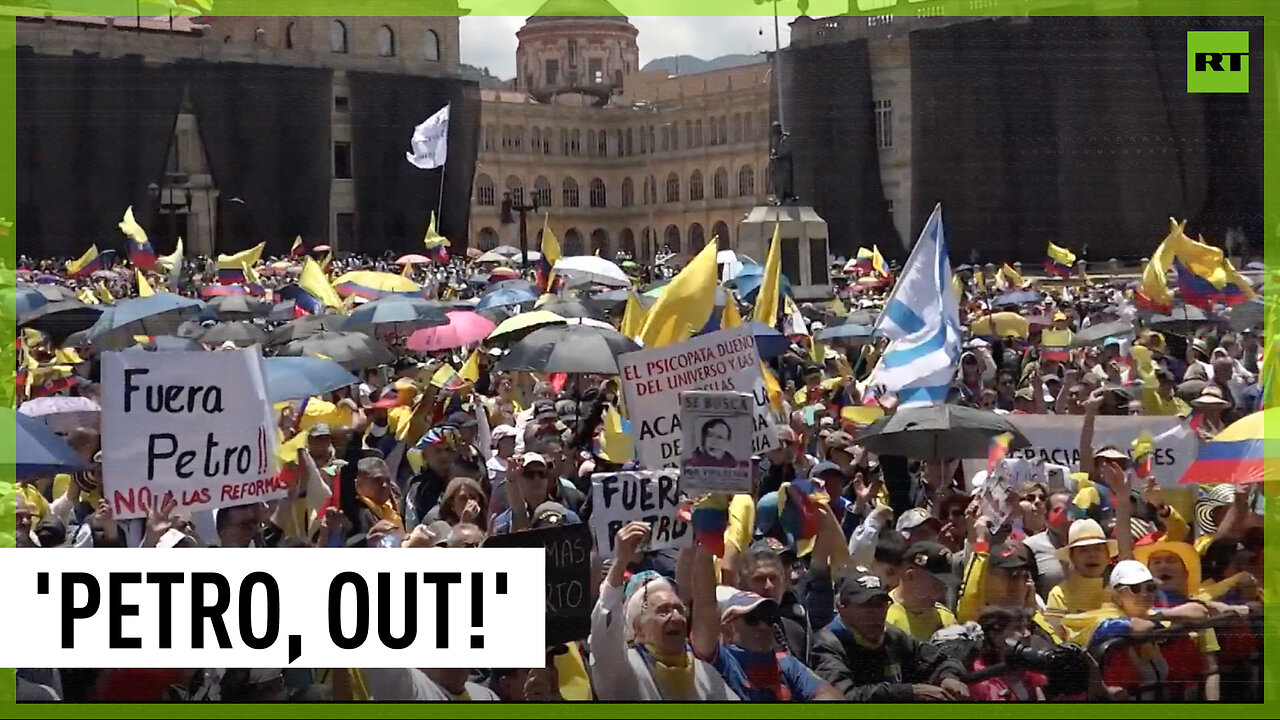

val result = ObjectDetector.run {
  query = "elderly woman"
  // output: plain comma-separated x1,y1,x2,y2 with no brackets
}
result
588,521,738,701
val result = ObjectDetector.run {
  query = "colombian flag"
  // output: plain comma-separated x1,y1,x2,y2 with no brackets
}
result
119,207,156,270
217,242,265,284
1044,242,1076,278
1173,256,1255,309
1179,408,1276,485
290,236,306,258
65,245,103,278
1041,328,1073,363
537,214,561,292
286,257,344,316
853,247,875,273
987,432,1013,473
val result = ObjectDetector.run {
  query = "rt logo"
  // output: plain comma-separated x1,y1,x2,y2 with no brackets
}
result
1187,31,1249,93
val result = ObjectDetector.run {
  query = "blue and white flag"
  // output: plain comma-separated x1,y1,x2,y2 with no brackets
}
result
870,203,961,407
406,103,450,170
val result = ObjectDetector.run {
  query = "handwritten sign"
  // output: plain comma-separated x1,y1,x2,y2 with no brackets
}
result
618,326,777,469
483,523,592,645
679,391,754,494
589,471,690,558
101,347,282,519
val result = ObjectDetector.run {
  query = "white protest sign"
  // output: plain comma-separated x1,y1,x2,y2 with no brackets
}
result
102,347,282,519
618,325,777,469
589,471,691,558
961,415,1195,488
679,391,754,494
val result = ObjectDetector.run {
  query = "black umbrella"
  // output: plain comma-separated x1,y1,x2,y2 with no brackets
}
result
855,404,1030,460
269,300,297,322
268,314,348,346
1146,305,1215,333
342,295,450,335
34,284,80,303
19,301,103,344
1229,297,1265,331
209,294,272,320
199,321,270,347
1071,320,1135,347
538,300,600,319
496,324,640,375
277,331,396,371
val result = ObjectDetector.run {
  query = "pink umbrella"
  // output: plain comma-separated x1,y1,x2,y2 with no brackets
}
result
406,311,496,352
396,254,430,265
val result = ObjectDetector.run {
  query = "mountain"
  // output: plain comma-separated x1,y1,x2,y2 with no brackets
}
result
641,53,764,75
457,63,512,90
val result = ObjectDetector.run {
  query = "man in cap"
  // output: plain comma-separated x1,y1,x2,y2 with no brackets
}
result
491,451,580,535
956,515,1062,646
810,569,968,701
886,542,960,641
896,508,942,545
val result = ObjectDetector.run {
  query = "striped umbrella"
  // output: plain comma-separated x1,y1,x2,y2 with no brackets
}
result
1178,408,1278,485
332,271,422,300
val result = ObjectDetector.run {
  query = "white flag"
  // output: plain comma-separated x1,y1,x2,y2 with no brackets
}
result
406,104,450,170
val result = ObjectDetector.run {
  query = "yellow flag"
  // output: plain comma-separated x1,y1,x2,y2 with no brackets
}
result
871,245,887,277
217,242,265,274
423,212,451,249
78,288,100,306
809,337,825,365
300,257,344,309
951,274,964,303
158,237,183,273
94,282,115,304
721,288,743,330
1139,219,1182,309
761,360,783,417
243,261,262,287
752,223,782,327
974,269,985,289
1047,241,1076,267
638,240,719,348
1000,263,1026,288
1129,343,1159,388
135,270,155,298
118,206,148,246
459,349,482,384
620,289,648,339
320,252,333,274
66,245,100,277
828,296,848,317
597,404,634,464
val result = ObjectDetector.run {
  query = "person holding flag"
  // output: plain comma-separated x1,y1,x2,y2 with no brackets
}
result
536,214,562,293
119,206,156,270
1044,242,1076,278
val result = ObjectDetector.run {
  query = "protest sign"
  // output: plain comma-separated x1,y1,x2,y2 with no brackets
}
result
101,347,282,519
618,325,777,469
679,390,753,494
961,415,1194,488
590,470,690,558
483,523,592,645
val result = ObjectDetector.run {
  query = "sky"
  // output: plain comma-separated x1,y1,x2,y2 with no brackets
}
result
459,16,795,77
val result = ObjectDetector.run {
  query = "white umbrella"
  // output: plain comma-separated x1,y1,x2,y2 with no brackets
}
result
492,245,522,257
553,256,630,288
18,395,101,434
476,251,514,264
716,249,738,264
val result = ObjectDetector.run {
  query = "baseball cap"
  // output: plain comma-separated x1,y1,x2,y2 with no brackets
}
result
533,400,557,419
825,431,858,454
445,411,478,429
989,539,1035,572
531,501,570,529
367,389,401,410
716,586,779,622
519,452,549,469
896,508,941,537
905,541,959,585
490,424,517,444
1053,311,1067,321
1110,559,1157,589
810,461,847,480
1093,445,1129,462
308,423,332,438
836,570,892,605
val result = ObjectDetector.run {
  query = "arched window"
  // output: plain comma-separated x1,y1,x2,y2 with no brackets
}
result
591,229,609,256
625,128,634,156
561,129,570,155
665,172,680,203
572,129,581,156
475,174,495,206
694,119,703,147
620,228,636,256
533,176,552,207
564,228,584,255
544,127,553,154
562,177,580,208
688,223,706,250
587,130,596,157
505,175,524,205
514,125,524,151
597,130,608,157
589,178,607,208
477,227,499,250
616,129,624,157
621,178,634,207
733,113,742,143
664,224,681,254
377,25,395,57
738,165,755,197
284,21,295,49
330,20,348,54
689,170,704,202
711,221,730,244
718,116,728,145
531,127,541,154
424,29,440,61
639,126,647,154
713,167,728,199
644,175,657,205
743,112,752,141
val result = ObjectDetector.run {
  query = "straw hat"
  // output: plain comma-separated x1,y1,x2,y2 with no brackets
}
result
1190,385,1231,409
1054,518,1119,561
1195,484,1234,535
1134,537,1202,594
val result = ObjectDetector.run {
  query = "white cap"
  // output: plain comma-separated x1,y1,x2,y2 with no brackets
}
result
1110,559,1156,588
491,424,517,443
520,452,548,468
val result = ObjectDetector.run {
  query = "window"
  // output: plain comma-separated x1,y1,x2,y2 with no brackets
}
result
688,223,705,250
743,113,752,141
334,95,349,112
534,176,552,207
685,121,693,148
546,59,560,86
733,113,743,143
284,21,295,49
589,58,603,84
711,221,730,243
597,131,608,157
568,39,578,65
377,25,395,57
476,174,495,206
563,177,580,208
514,126,524,151
564,229,584,255
621,178,634,207
591,229,609,255
661,125,670,151
506,175,524,205
689,170,703,201
875,99,893,149
625,129,633,156
719,116,728,145
620,228,636,255
615,129,624,157
649,126,655,153
544,127,553,155
589,178,607,208
695,120,703,147
478,227,499,250
665,173,680,203
572,129,581,156
335,213,355,248
644,175,656,205
713,167,728,199
330,20,347,54
424,29,440,61
639,126,646,154
532,128,541,154
333,141,352,179
561,129,570,155
587,130,596,157
671,122,679,150
615,69,623,86
738,165,754,196
664,225,681,254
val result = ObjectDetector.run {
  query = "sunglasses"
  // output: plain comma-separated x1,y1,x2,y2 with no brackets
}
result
1122,582,1157,595
524,469,547,478
1023,493,1046,503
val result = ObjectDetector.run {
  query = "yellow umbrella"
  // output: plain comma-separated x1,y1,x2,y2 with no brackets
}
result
970,311,1029,338
487,310,567,342
331,271,422,299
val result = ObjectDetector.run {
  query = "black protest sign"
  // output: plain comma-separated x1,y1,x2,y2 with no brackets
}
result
483,523,593,646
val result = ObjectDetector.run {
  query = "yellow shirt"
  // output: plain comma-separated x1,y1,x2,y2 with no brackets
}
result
52,473,102,508
887,587,957,641
1047,574,1107,614
724,494,755,555
553,642,592,701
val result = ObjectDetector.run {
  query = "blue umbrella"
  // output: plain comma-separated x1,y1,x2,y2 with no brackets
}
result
263,356,360,403
16,285,48,318
818,322,875,342
342,295,449,335
11,410,86,479
730,272,793,302
992,290,1041,307
731,261,764,279
87,293,205,350
749,321,790,360
476,284,539,311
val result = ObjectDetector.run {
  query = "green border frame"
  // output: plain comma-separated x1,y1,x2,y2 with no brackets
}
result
1,0,1277,715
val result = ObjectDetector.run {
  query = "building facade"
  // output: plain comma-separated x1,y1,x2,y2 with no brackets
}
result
468,13,772,262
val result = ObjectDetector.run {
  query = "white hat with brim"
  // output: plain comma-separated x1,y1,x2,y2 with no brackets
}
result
1055,518,1119,561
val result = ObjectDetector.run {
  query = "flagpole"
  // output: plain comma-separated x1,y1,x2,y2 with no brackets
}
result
435,164,446,227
